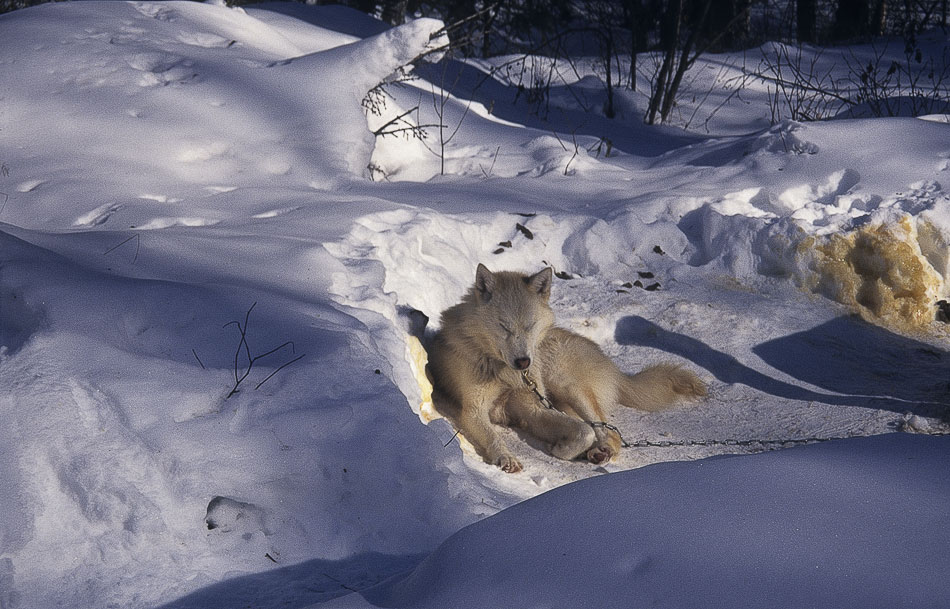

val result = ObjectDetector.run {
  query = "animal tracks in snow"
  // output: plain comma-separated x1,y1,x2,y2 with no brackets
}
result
710,171,948,232
177,141,229,163
705,168,868,226
15,179,46,193
131,2,177,22
252,206,301,219
776,168,862,216
74,202,124,227
127,52,197,87
136,217,218,230
72,198,218,231
177,31,235,49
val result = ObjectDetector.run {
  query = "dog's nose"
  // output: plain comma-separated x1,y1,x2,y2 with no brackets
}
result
514,357,531,370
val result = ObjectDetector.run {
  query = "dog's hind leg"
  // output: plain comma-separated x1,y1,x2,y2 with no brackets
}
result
503,390,596,460
546,385,621,465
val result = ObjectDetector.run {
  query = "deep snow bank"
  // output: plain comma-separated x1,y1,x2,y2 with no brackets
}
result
322,433,950,609
0,0,446,227
0,6,475,608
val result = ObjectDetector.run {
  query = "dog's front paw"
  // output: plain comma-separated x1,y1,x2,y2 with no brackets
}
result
495,454,523,473
587,424,622,464
586,445,615,465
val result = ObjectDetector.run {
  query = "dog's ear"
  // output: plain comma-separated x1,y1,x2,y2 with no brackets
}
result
526,267,553,299
475,263,496,302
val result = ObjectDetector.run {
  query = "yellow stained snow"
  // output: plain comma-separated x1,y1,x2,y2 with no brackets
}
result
801,217,945,330
406,334,439,423
406,334,478,455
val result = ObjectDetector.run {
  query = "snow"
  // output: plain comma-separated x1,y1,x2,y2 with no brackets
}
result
0,2,948,608
323,433,950,609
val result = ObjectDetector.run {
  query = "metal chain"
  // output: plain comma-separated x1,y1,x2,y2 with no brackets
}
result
590,421,632,447
625,429,950,449
522,371,629,446
520,370,556,410
625,436,843,448
520,370,950,451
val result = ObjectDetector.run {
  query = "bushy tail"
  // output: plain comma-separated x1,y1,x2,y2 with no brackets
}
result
617,363,707,412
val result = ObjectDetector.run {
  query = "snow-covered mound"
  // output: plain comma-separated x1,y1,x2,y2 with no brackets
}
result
1,2,949,608
322,433,950,609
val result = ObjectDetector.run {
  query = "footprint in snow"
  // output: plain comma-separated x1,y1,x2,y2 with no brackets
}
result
178,31,235,49
139,193,182,203
253,206,301,219
205,186,237,195
136,217,217,230
15,179,46,193
127,52,197,87
74,202,123,227
205,496,268,535
177,142,229,163
127,52,182,74
132,2,176,21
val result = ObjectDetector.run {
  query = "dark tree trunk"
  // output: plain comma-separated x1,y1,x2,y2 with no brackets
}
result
832,0,871,41
797,0,817,43
704,0,750,50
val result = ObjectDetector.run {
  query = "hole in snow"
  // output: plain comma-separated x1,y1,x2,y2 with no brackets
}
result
0,284,46,356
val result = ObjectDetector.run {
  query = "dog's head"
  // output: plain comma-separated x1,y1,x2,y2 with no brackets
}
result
472,263,554,371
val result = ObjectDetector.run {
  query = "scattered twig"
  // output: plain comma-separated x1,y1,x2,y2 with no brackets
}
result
362,68,417,117
372,105,440,140
425,60,476,175
103,233,141,264
223,302,305,399
255,353,306,390
428,2,499,43
192,349,206,370
443,428,462,447
367,162,389,182
549,128,582,175
587,137,613,158
321,571,361,594
0,164,8,216
564,131,580,175
479,145,501,178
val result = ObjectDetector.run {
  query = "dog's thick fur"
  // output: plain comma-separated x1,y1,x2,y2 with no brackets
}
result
426,263,706,473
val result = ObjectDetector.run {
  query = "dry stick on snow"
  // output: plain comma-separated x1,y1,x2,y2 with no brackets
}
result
373,105,440,140
423,2,500,53
423,59,475,175
549,128,581,176
223,302,304,399
103,233,141,264
479,145,501,178
255,353,306,391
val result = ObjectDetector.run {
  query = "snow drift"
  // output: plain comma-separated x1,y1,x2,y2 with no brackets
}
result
322,433,950,609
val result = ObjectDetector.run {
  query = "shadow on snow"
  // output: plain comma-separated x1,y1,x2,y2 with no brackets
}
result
154,552,423,609
616,314,950,419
